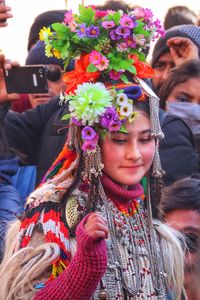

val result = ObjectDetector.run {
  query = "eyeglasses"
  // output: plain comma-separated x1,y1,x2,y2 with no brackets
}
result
45,65,63,82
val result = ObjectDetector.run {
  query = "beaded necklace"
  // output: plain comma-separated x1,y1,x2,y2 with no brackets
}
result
93,177,167,300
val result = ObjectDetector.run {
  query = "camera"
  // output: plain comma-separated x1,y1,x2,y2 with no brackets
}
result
4,65,49,94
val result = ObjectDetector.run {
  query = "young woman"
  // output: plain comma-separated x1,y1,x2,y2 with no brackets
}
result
158,59,200,169
0,6,185,300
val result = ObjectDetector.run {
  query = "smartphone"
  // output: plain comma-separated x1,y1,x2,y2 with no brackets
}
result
0,0,7,23
4,65,49,94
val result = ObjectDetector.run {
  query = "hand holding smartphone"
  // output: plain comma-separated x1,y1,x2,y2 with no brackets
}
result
4,65,49,94
0,0,12,24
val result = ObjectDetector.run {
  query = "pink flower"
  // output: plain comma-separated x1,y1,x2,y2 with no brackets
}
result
117,42,128,52
68,20,77,32
96,56,109,71
95,10,108,18
89,50,102,65
64,10,73,24
102,21,115,29
120,15,134,28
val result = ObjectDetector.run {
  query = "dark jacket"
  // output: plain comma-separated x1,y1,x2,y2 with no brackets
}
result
0,154,21,262
2,98,199,186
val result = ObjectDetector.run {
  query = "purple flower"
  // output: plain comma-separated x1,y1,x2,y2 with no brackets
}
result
100,107,118,128
76,23,87,38
81,126,96,141
125,36,136,48
72,117,82,126
108,120,122,132
110,29,121,41
86,25,100,38
115,26,130,38
109,70,123,80
102,20,115,29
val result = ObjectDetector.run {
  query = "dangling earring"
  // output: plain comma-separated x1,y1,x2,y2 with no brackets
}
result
149,95,164,139
152,138,166,178
82,144,104,181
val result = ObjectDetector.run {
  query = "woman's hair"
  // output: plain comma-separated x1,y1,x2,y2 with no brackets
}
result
0,221,60,299
158,59,200,109
160,174,200,215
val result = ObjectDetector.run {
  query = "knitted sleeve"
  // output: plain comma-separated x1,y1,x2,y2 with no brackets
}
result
34,215,107,300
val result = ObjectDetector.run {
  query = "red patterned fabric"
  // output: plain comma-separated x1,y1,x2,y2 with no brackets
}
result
34,214,107,300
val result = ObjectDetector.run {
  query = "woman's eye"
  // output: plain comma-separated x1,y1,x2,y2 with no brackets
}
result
139,136,153,143
112,139,126,144
176,95,189,103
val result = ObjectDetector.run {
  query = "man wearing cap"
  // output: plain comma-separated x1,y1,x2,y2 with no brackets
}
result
151,24,200,94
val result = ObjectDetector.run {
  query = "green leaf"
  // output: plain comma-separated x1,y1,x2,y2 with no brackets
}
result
107,11,121,24
87,63,98,72
127,65,136,74
119,124,128,133
52,23,69,39
120,74,129,84
62,114,71,121
78,5,95,25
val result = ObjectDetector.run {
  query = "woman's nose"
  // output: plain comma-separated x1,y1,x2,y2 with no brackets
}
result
125,143,141,160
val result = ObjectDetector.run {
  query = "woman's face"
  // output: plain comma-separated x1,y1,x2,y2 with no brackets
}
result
166,77,200,106
101,111,155,188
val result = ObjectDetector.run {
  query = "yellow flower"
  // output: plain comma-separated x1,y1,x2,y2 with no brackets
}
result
53,49,61,59
39,26,52,41
129,111,139,123
45,44,53,58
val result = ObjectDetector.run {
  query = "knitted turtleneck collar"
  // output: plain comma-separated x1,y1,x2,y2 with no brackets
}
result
101,174,144,207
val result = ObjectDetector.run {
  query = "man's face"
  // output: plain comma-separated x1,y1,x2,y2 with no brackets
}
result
152,52,175,94
165,209,200,291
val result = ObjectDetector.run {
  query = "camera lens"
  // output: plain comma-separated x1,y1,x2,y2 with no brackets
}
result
46,65,62,82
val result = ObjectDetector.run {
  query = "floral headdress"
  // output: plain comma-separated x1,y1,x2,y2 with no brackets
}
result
39,5,165,180
40,5,164,92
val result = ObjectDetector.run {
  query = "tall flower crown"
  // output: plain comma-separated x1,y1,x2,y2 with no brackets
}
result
40,5,164,90
40,5,164,156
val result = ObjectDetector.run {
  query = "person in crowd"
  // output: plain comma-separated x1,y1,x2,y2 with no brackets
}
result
0,7,21,262
163,6,197,30
0,6,185,299
27,9,66,52
95,0,130,11
158,59,200,170
11,40,67,112
160,174,200,300
151,24,200,95
0,0,12,27
0,85,21,263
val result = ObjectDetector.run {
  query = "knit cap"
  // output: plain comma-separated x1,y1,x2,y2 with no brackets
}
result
25,41,75,72
26,40,65,70
27,10,66,51
151,24,200,67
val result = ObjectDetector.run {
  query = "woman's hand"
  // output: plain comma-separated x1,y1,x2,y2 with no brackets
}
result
167,37,199,66
84,213,108,239
0,52,20,102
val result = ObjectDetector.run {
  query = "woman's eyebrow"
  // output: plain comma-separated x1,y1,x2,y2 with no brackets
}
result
111,129,152,136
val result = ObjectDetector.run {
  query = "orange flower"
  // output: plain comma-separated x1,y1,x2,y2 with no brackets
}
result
130,54,155,79
63,53,100,94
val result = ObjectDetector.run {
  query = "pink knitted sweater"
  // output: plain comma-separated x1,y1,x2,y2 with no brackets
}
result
34,215,107,300
34,175,144,300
